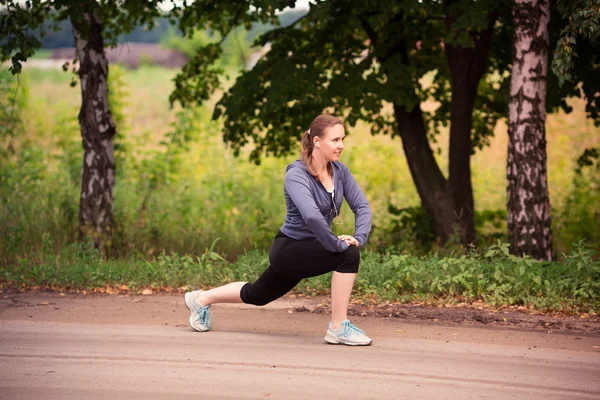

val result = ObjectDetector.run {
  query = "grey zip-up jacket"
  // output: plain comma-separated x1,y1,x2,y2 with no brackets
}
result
280,159,372,253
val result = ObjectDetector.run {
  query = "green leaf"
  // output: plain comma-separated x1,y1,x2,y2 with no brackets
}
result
494,269,502,281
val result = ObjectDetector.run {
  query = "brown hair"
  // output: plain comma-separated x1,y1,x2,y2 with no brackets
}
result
301,114,343,177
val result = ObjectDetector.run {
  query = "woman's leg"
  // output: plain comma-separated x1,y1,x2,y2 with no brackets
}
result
193,234,301,307
240,267,301,306
196,282,247,306
279,240,361,328
330,271,357,329
194,267,301,307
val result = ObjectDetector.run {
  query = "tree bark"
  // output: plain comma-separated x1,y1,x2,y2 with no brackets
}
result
445,15,496,246
507,0,553,260
393,104,456,242
71,5,116,250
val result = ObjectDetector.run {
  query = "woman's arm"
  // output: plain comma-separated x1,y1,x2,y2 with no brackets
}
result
285,168,350,253
341,164,372,247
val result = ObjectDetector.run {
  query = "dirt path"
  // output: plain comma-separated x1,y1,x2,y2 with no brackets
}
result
1,292,599,399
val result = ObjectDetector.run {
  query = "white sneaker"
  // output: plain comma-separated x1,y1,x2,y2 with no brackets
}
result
184,290,213,332
324,320,373,346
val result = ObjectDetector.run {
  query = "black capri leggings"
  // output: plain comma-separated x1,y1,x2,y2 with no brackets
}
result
240,231,360,306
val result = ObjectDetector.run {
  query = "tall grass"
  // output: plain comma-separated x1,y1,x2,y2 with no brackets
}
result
0,65,598,266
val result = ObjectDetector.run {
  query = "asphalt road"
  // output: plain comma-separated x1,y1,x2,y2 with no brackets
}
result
1,293,599,399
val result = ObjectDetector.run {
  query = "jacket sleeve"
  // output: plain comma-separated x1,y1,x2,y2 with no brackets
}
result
341,164,372,247
284,168,349,253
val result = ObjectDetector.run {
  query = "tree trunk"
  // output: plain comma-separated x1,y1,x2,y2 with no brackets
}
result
507,0,553,260
393,104,456,242
71,6,116,250
445,17,495,246
361,12,482,247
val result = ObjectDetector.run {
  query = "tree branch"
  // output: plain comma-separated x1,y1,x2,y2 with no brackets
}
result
358,15,378,46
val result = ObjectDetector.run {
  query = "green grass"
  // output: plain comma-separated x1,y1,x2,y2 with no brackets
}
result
2,241,598,314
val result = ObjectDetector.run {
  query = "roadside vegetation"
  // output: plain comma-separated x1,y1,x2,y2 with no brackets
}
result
3,239,598,314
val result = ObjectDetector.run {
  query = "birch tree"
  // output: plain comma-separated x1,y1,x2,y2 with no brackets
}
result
70,5,117,245
1,0,163,251
507,0,553,260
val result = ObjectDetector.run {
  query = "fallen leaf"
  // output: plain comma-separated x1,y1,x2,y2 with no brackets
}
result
37,302,50,306
396,329,406,333
142,289,152,295
133,299,142,303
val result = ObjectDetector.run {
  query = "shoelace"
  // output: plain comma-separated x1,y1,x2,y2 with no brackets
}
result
197,305,214,329
341,320,366,337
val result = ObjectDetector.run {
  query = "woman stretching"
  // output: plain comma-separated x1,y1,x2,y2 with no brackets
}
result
184,114,373,346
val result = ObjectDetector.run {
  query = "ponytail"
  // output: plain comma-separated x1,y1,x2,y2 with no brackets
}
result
301,129,314,174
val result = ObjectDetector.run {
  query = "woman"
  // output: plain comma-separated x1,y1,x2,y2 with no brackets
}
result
184,114,373,346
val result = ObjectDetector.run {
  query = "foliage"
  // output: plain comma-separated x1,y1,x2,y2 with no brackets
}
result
1,0,167,74
356,240,599,313
1,66,598,265
548,1,600,125
8,16,176,49
552,0,600,86
165,0,598,163
2,241,598,313
166,0,287,107
208,0,509,161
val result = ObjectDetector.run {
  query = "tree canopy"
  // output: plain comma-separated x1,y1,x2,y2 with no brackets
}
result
1,0,165,74
552,0,600,87
166,0,598,164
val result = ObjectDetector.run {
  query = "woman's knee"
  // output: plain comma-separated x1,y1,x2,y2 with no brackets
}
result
335,246,360,273
240,282,272,306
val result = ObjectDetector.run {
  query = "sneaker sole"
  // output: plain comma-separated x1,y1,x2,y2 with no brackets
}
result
189,314,210,332
324,331,373,346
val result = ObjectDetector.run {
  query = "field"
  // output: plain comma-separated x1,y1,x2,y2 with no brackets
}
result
3,64,598,257
1,64,599,312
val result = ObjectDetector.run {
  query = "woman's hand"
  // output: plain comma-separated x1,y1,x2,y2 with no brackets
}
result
338,235,359,247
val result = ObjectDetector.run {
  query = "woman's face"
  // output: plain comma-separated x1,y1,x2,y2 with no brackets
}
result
316,124,345,162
